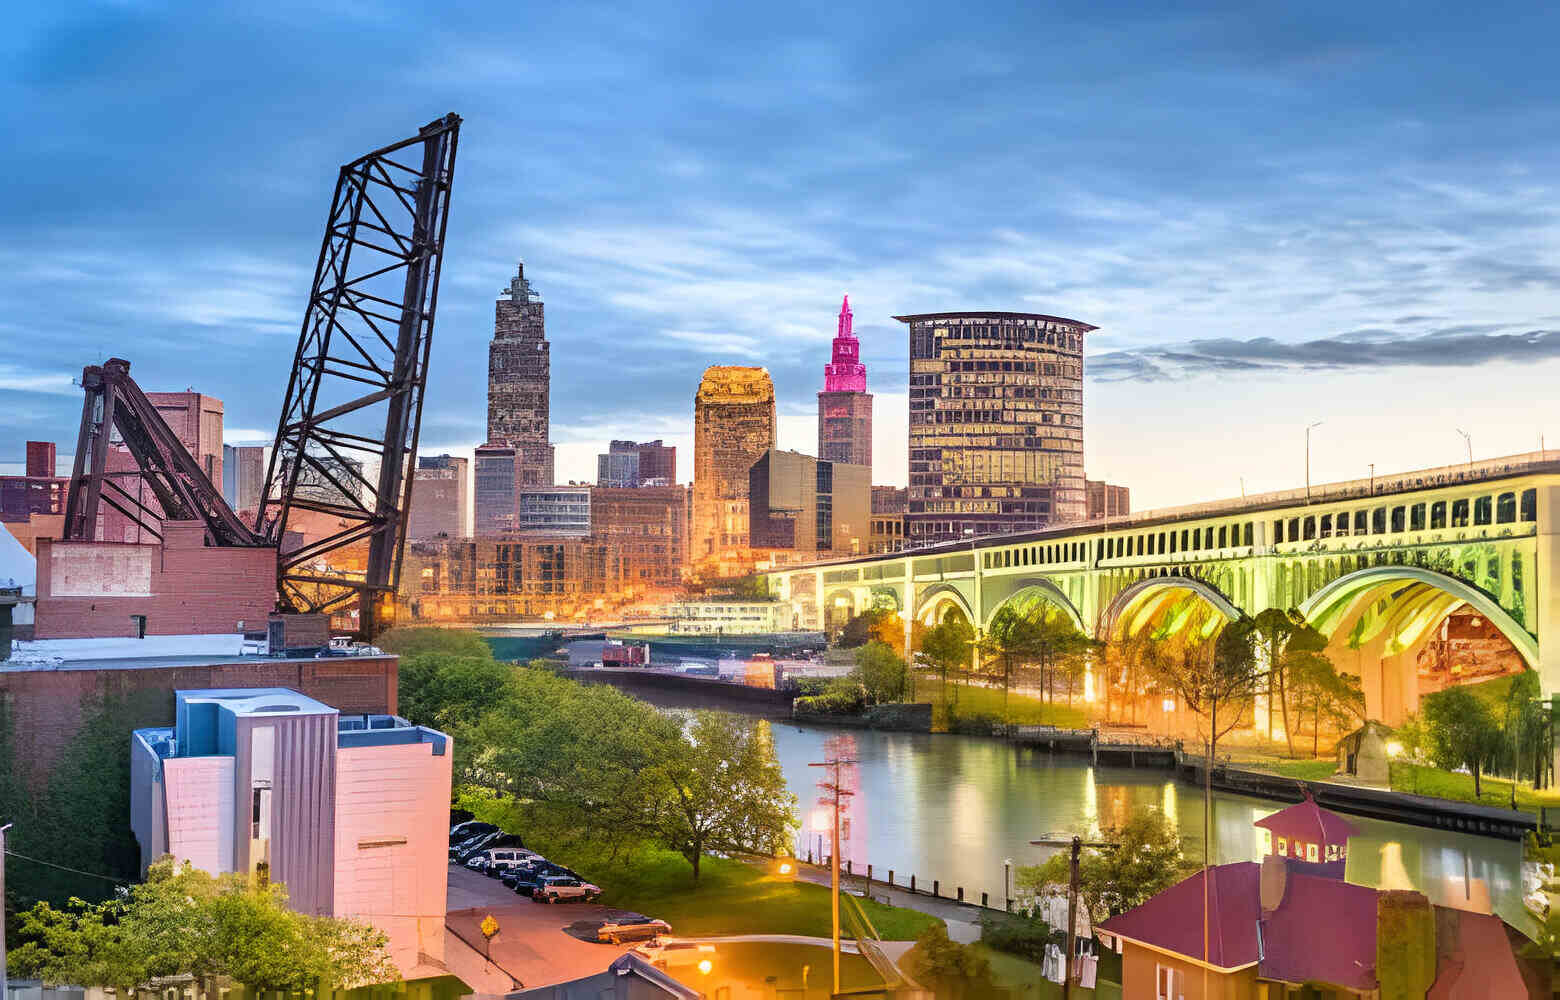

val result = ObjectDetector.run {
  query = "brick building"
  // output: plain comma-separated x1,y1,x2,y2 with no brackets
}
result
487,263,554,487
31,523,277,639
1085,479,1130,521
222,444,268,514
869,485,908,554
0,439,66,527
749,449,870,556
592,485,688,592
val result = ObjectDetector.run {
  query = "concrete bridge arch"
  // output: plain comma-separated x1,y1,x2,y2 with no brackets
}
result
980,577,1087,633
1100,574,1241,642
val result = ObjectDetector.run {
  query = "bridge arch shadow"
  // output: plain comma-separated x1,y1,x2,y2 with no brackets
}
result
1101,574,1241,642
915,583,974,626
981,578,1087,633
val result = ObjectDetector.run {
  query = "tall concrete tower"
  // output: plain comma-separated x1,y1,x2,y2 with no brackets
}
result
692,366,776,561
817,295,873,471
487,262,555,487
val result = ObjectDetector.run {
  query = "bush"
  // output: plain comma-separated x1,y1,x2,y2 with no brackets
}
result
793,680,867,716
378,626,492,659
979,911,1055,963
947,711,1006,736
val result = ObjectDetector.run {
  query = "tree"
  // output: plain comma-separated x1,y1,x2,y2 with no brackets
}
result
376,626,492,659
979,606,1039,722
838,607,887,648
853,640,908,703
1015,807,1195,921
903,923,997,999
651,711,797,879
9,859,395,995
397,652,513,731
1251,608,1300,754
1289,648,1364,757
919,610,975,710
1145,615,1260,765
1422,686,1502,797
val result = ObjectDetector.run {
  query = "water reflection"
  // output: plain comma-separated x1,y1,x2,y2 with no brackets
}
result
769,724,1527,931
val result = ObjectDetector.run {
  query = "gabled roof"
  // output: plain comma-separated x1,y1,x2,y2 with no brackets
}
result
1255,797,1359,845
1098,863,1261,970
1259,873,1379,991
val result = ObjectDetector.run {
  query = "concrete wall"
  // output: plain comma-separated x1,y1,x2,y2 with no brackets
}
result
162,756,235,875
334,739,454,972
1121,945,1259,1000
33,528,276,639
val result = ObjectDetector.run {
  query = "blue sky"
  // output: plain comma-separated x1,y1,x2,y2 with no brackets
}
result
5,1,1560,508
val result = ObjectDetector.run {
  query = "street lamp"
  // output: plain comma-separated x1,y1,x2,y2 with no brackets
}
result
1305,421,1324,501
1456,428,1473,472
1003,857,1013,909
809,756,856,997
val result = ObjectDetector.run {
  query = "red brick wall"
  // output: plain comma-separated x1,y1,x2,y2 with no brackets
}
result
33,528,277,639
0,654,397,790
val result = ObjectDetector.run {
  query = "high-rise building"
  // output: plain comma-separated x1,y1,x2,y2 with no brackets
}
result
473,444,520,536
749,449,870,556
408,454,469,539
25,441,56,479
637,440,676,486
147,391,224,488
692,367,776,562
870,485,908,554
597,441,641,489
487,263,554,487
517,486,591,536
591,485,688,590
1086,479,1131,521
896,311,1094,545
222,444,267,513
818,295,873,471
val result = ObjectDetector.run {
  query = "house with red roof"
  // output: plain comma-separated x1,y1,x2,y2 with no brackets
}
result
1096,799,1548,999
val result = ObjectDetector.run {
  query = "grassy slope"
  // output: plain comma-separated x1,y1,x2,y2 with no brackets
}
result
913,672,1093,728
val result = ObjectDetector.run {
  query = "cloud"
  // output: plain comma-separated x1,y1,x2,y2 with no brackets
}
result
0,362,78,396
1090,325,1560,382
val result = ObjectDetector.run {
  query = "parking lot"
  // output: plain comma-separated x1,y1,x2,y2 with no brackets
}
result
445,862,642,993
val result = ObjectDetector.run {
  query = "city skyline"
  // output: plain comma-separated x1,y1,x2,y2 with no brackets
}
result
6,4,1560,510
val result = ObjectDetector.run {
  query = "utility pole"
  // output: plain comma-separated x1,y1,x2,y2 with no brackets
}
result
1,822,11,999
1457,428,1473,472
1369,462,1375,496
1305,421,1324,501
809,757,856,996
1032,834,1117,999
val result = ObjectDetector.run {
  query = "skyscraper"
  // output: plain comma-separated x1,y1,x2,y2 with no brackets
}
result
222,444,267,513
487,263,555,487
596,439,677,487
896,311,1094,545
817,295,873,472
692,367,775,561
408,454,469,539
473,445,520,536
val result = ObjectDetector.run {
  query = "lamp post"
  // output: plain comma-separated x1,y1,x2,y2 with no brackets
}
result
1457,428,1473,472
1369,462,1375,496
809,756,856,996
1305,421,1324,501
1003,857,1013,909
1,822,10,999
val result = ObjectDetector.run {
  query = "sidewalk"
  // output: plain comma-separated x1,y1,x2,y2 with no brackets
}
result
784,860,988,943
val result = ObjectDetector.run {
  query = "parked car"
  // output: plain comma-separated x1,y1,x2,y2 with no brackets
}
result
633,940,715,969
455,831,526,865
596,916,672,944
508,869,550,897
450,820,498,842
451,830,503,862
535,875,601,903
472,848,538,876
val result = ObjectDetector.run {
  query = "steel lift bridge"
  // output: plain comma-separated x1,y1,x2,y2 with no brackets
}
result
62,114,462,638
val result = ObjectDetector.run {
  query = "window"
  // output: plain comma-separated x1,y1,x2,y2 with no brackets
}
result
1521,488,1537,522
1320,514,1332,539
1410,504,1425,531
1156,965,1184,1000
1218,525,1228,548
1288,518,1300,541
130,614,147,639
1303,516,1316,541
1244,523,1254,546
1306,843,1319,863
1497,492,1517,524
1273,520,1285,543
1326,844,1340,862
1353,510,1367,535
1430,501,1446,529
1391,506,1405,533
1474,495,1492,526
1277,837,1288,857
1372,507,1386,534
1452,498,1469,527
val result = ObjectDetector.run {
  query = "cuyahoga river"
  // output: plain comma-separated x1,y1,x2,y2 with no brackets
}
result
766,723,1528,931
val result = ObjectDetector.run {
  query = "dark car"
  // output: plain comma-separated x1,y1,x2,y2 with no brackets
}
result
451,830,504,862
508,869,549,897
450,820,498,842
460,832,526,865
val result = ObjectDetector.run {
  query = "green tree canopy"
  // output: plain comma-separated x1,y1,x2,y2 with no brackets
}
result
853,640,909,703
919,611,975,707
903,923,997,1000
651,711,797,879
9,859,395,995
1015,807,1195,922
1422,685,1503,797
376,626,493,659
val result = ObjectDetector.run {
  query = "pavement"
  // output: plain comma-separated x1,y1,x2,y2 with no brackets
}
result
443,863,640,994
782,861,986,943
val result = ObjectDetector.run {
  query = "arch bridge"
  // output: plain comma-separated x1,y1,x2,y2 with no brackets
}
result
766,452,1560,724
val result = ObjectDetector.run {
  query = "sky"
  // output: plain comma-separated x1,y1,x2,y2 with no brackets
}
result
4,1,1560,510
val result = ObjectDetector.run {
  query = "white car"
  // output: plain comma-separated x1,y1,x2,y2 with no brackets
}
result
473,847,538,875
535,874,602,903
633,939,716,969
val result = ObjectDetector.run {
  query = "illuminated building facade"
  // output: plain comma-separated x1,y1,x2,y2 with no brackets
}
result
817,295,873,471
1086,479,1130,521
408,454,469,540
869,485,908,554
897,311,1093,545
692,367,775,562
749,449,870,556
487,263,554,487
595,440,676,488
473,445,520,536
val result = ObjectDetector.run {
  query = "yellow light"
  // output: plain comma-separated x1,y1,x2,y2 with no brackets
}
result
1161,698,1175,712
1386,740,1404,758
778,862,793,875
697,959,713,975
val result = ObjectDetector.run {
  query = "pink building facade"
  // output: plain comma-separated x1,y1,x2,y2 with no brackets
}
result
131,689,452,979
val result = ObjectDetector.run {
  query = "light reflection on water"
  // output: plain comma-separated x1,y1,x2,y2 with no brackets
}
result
768,723,1528,931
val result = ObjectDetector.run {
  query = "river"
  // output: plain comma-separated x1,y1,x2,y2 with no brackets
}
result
766,722,1529,932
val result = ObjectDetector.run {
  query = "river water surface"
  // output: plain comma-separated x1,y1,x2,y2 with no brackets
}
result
766,723,1529,931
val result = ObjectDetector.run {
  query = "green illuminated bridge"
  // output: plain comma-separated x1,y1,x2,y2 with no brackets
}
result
764,451,1560,724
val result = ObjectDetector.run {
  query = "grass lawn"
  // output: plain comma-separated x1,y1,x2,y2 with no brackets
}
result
913,672,1093,729
588,848,943,941
1388,761,1560,812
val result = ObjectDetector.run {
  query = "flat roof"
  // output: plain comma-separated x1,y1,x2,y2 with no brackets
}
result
0,651,394,674
178,687,336,718
893,311,1098,332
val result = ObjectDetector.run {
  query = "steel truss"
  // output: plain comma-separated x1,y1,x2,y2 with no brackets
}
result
256,114,461,635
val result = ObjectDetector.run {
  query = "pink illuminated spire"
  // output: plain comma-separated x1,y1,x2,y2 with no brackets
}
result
824,294,866,393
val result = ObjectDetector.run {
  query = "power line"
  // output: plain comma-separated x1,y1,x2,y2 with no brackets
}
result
3,849,129,885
